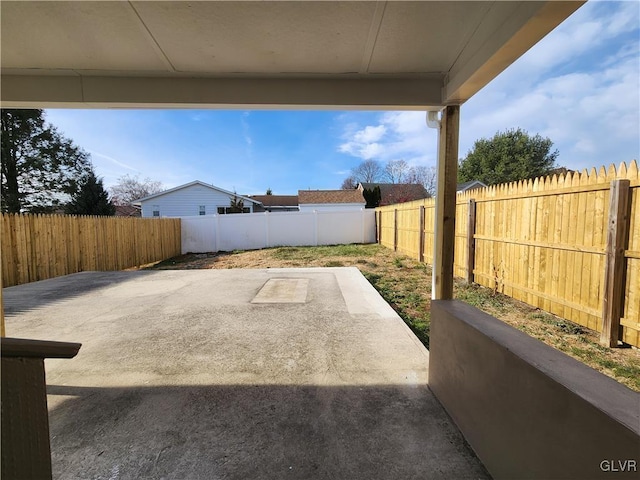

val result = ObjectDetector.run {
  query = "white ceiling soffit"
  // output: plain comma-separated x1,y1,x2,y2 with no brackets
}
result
0,1,584,109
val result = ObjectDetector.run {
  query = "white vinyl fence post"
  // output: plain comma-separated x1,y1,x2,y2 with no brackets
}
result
214,214,220,253
314,210,318,246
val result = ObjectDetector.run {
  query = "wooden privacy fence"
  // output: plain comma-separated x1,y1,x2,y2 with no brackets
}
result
376,161,640,348
1,214,181,287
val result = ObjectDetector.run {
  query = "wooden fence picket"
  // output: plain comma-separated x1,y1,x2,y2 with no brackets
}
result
1,215,181,287
376,161,640,347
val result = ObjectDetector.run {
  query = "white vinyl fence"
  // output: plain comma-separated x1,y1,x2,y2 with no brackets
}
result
180,209,376,254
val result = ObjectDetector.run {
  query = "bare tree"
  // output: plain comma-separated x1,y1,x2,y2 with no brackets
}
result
351,159,383,183
110,174,163,205
340,176,357,190
384,159,409,183
406,165,437,196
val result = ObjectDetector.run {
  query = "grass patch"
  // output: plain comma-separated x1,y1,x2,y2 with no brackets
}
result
363,270,430,348
324,260,344,267
272,244,378,260
455,283,507,314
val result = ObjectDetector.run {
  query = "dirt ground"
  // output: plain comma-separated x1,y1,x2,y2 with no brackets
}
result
143,245,640,391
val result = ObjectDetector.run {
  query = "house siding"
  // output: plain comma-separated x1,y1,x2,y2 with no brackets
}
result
140,184,254,217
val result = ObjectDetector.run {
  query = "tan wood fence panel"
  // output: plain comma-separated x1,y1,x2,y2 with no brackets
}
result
1,215,181,287
623,180,640,347
376,161,640,347
396,203,422,258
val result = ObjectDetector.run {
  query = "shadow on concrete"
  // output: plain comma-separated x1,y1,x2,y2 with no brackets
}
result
47,383,491,480
3,270,160,316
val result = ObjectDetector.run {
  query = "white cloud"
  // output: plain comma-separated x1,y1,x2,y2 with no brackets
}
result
87,150,138,172
339,125,388,159
514,1,638,76
338,112,438,166
461,41,639,169
338,2,639,174
241,113,253,149
354,125,386,143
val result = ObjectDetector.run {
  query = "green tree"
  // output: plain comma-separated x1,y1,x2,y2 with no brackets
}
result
228,192,245,213
1,109,92,213
458,128,558,185
65,170,115,216
362,186,381,208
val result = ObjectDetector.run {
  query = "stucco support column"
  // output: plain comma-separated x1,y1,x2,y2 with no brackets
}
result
432,105,460,300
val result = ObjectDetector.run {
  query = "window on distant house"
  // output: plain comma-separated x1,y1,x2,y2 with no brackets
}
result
216,207,250,214
199,205,206,215
152,205,160,217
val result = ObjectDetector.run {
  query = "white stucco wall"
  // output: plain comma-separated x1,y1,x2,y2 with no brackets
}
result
140,184,255,217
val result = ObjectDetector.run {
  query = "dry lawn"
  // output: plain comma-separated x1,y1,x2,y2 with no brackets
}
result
145,244,640,391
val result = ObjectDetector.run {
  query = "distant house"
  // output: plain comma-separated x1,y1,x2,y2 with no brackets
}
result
114,205,141,217
457,180,487,193
135,180,262,217
357,183,430,207
298,189,365,212
248,195,299,213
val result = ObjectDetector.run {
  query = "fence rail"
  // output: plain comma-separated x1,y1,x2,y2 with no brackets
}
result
1,214,181,287
376,161,640,348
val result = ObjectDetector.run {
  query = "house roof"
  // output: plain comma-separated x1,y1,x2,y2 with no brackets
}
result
1,2,584,108
457,180,487,192
134,180,262,205
114,205,141,217
298,190,365,205
359,183,430,205
247,195,299,207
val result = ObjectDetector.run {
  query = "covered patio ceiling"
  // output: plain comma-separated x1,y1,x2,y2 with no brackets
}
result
0,0,584,109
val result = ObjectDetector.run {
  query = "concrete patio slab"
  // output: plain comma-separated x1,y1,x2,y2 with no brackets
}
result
4,267,489,480
251,278,309,304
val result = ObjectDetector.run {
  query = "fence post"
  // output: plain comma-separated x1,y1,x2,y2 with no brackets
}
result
214,214,220,253
265,212,270,248
377,210,382,244
393,208,398,252
419,205,425,263
466,199,477,284
601,179,630,347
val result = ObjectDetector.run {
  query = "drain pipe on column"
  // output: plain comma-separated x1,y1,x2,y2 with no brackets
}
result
426,109,442,301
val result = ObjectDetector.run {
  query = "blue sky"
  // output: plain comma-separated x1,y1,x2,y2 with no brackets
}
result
45,0,639,196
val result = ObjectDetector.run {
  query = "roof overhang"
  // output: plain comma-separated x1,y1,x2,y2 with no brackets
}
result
135,180,263,205
0,1,584,110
